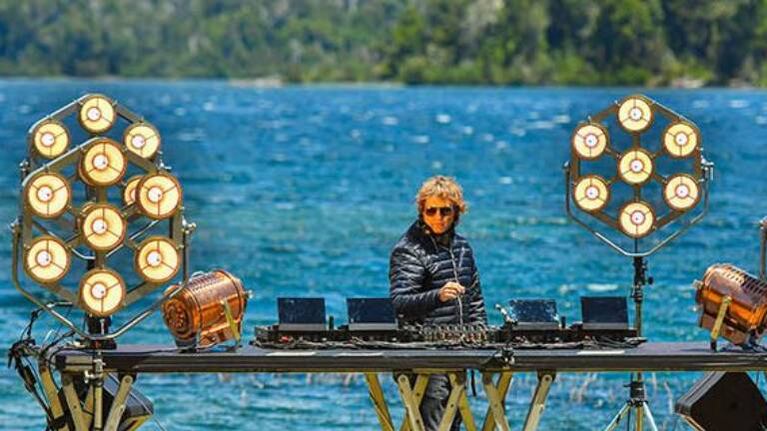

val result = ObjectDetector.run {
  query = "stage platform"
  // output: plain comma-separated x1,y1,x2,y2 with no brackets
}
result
54,341,767,373
49,342,767,431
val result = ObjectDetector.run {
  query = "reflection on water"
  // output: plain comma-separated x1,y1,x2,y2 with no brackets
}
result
1,81,767,429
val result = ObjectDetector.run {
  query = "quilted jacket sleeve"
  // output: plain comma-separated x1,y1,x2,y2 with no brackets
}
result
389,245,441,320
468,260,488,325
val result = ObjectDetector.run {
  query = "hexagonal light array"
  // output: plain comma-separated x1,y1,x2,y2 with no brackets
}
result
14,93,191,324
567,94,709,245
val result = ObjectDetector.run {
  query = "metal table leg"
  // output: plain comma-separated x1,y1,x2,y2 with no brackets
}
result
522,372,556,431
104,375,135,431
82,385,95,430
38,362,70,431
61,374,87,431
481,372,512,431
365,373,395,431
400,374,429,431
447,372,477,431
397,374,427,431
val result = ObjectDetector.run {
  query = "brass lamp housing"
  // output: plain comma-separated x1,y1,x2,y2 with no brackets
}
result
162,270,248,348
696,264,767,345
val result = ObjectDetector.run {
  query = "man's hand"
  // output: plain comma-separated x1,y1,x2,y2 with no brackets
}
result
438,281,465,302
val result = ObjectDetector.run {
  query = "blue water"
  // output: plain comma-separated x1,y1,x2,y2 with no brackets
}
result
1,81,767,430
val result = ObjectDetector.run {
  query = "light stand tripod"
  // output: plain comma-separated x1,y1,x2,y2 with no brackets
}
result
603,254,657,431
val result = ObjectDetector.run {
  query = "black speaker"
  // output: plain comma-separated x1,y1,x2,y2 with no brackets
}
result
675,372,767,431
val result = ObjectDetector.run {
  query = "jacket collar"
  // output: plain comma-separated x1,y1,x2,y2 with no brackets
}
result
413,218,455,247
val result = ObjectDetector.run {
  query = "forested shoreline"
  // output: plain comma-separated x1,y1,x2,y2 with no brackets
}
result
1,0,766,86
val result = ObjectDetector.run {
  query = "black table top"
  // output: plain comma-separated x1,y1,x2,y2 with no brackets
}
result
53,341,767,374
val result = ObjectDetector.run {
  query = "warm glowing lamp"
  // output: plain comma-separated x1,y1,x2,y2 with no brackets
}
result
31,120,70,159
124,123,161,159
78,95,116,134
79,268,126,317
664,174,700,211
81,204,126,251
573,175,610,212
618,202,655,238
618,149,654,185
80,139,126,187
24,236,70,284
136,173,182,220
134,236,180,283
25,173,71,218
663,122,699,158
572,123,609,160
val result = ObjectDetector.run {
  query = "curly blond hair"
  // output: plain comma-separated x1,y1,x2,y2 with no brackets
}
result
415,175,468,215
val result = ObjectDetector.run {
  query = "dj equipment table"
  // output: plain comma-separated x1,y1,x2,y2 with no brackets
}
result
49,342,767,431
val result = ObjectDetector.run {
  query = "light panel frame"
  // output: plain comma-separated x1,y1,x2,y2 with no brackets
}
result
565,93,712,256
11,93,195,342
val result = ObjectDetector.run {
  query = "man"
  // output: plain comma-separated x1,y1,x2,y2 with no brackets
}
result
389,175,488,431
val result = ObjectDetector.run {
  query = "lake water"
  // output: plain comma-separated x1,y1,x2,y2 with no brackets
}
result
1,81,767,430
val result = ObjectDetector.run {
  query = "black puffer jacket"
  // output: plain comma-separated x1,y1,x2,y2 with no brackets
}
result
389,220,487,325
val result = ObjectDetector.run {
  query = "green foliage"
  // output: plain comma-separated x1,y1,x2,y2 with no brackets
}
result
0,0,767,86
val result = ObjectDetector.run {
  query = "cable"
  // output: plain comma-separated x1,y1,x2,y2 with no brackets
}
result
670,414,680,430
42,304,73,347
7,339,54,425
39,330,76,370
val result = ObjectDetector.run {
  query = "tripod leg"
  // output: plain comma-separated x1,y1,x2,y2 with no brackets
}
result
603,403,631,431
641,402,659,431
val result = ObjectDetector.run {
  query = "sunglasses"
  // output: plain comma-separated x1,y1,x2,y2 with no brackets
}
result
424,206,454,217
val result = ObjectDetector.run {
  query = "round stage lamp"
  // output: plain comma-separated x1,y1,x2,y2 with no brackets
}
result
31,120,70,159
79,268,125,317
81,204,126,251
663,122,699,158
124,123,161,159
136,173,182,220
572,123,608,159
573,175,610,212
25,173,71,219
134,236,180,283
78,95,116,134
617,96,653,133
123,175,142,206
619,201,655,238
619,149,654,185
664,174,700,211
80,139,126,187
24,236,70,284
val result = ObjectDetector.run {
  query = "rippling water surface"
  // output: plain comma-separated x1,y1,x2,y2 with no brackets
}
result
1,81,767,430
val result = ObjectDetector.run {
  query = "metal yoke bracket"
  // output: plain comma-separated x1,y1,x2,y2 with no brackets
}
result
710,295,732,351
